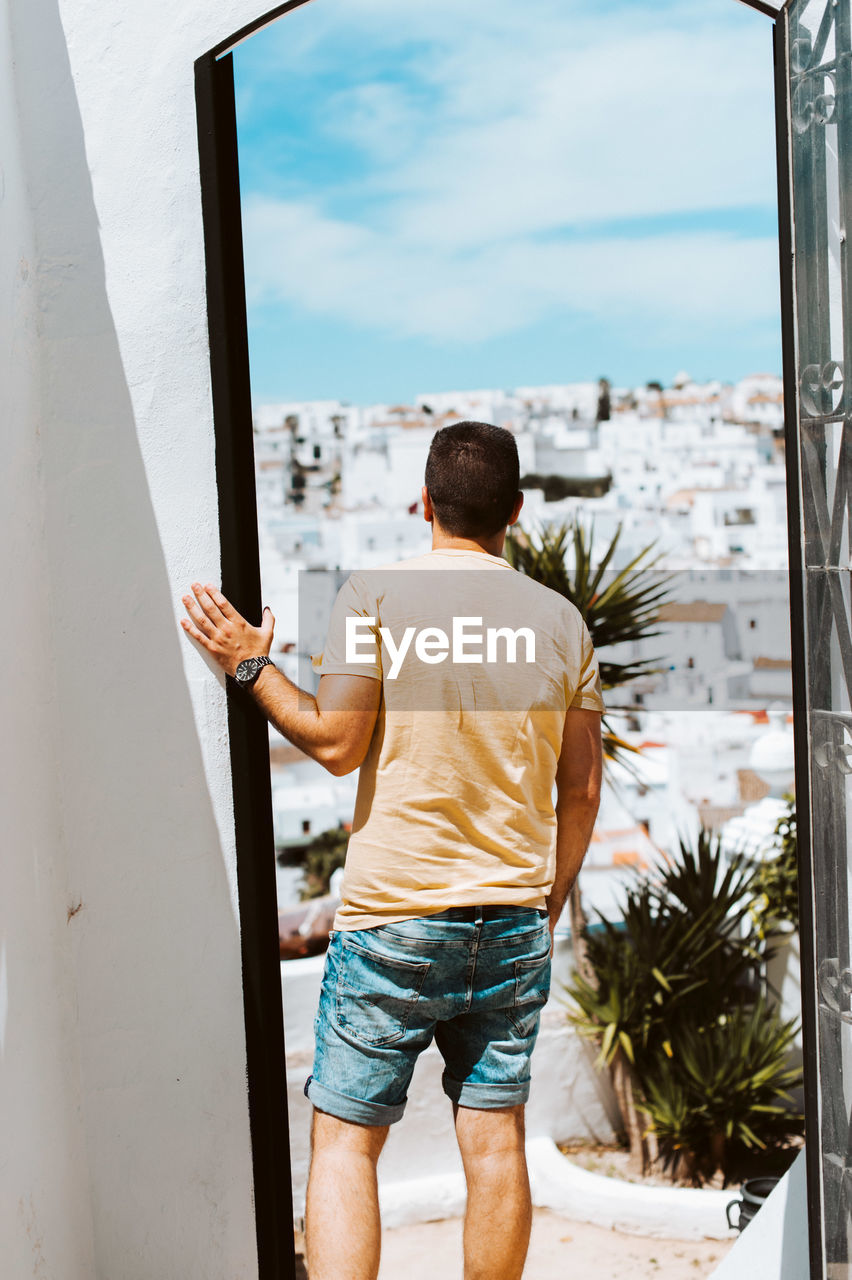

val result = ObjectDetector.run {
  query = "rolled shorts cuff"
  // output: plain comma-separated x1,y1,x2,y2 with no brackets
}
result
441,1070,531,1109
304,1074,407,1126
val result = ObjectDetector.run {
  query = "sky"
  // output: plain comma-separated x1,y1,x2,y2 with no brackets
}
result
233,0,782,406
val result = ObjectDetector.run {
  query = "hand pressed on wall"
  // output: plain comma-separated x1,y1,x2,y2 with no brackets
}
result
180,582,274,677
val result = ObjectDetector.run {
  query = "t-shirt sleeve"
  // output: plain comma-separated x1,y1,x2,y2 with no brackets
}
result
568,615,606,713
310,573,382,680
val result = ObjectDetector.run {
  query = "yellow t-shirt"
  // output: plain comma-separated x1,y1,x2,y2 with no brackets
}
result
310,548,605,930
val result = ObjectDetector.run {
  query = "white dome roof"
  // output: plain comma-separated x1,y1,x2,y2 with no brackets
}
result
720,796,788,860
749,730,795,777
748,705,795,794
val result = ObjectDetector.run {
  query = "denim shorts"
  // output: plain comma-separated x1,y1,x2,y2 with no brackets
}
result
304,904,552,1126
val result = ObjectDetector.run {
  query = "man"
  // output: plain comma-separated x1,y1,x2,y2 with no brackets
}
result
181,421,603,1280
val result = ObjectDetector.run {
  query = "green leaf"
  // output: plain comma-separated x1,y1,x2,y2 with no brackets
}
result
651,967,672,993
600,1021,617,1063
618,1030,635,1064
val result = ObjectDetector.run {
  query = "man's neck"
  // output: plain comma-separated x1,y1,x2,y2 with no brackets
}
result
430,528,506,557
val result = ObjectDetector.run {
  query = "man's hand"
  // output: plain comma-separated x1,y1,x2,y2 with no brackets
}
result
180,582,380,774
180,582,273,678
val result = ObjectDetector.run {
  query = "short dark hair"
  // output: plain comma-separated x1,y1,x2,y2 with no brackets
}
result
424,421,520,538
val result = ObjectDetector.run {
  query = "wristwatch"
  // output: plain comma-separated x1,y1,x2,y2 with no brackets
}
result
234,655,275,688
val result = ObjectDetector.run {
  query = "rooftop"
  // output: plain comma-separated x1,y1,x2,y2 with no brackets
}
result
657,601,729,623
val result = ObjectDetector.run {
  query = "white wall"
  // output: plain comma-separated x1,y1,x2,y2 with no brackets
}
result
2,0,293,1275
1,4,97,1274
709,1151,809,1280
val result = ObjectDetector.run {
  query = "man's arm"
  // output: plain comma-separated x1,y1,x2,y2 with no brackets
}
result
546,707,603,947
250,668,380,775
180,582,380,776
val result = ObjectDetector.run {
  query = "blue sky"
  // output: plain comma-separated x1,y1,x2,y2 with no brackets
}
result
234,0,781,405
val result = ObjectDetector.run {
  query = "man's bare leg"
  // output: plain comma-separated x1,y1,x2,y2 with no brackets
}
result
305,1109,390,1280
453,1102,532,1280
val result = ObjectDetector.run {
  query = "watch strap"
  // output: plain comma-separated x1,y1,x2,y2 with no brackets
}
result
234,655,275,687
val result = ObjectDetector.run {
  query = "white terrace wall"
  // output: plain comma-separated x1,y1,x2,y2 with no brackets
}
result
1,1,288,1276
1,5,97,1275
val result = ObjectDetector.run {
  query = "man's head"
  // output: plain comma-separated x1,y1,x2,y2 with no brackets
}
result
423,421,521,538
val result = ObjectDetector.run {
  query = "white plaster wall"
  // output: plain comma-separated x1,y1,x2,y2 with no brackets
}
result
2,0,295,1275
709,1151,809,1279
0,5,97,1274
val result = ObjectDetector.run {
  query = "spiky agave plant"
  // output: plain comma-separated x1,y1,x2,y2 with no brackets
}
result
565,832,765,1174
639,997,803,1182
505,519,675,767
568,836,762,1066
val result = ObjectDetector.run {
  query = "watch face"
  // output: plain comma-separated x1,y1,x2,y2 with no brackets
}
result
236,658,260,683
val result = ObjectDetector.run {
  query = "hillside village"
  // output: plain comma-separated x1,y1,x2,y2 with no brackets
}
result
254,373,794,912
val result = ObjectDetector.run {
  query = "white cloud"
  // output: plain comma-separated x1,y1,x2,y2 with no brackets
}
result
309,16,776,243
390,31,775,246
243,194,778,343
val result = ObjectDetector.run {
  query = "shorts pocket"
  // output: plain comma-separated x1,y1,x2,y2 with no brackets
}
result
335,935,430,1047
507,950,552,1037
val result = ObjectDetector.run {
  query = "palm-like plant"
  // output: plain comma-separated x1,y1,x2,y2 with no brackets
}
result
567,833,766,1173
653,833,766,993
566,832,803,1181
505,519,675,765
569,837,762,1067
640,998,803,1181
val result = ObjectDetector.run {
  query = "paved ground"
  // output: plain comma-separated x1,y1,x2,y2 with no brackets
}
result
376,1209,736,1279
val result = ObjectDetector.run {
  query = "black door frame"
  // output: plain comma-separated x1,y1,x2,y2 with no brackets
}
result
194,5,817,1278
195,44,304,1280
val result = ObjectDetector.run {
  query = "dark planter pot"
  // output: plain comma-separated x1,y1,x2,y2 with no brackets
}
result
726,1177,782,1232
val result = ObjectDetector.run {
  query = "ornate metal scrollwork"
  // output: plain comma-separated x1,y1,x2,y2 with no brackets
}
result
800,361,845,417
793,68,838,132
791,32,814,74
819,957,852,1022
814,718,852,773
788,0,852,1269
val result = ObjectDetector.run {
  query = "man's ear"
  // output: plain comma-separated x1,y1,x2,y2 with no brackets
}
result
509,491,524,525
422,486,434,523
